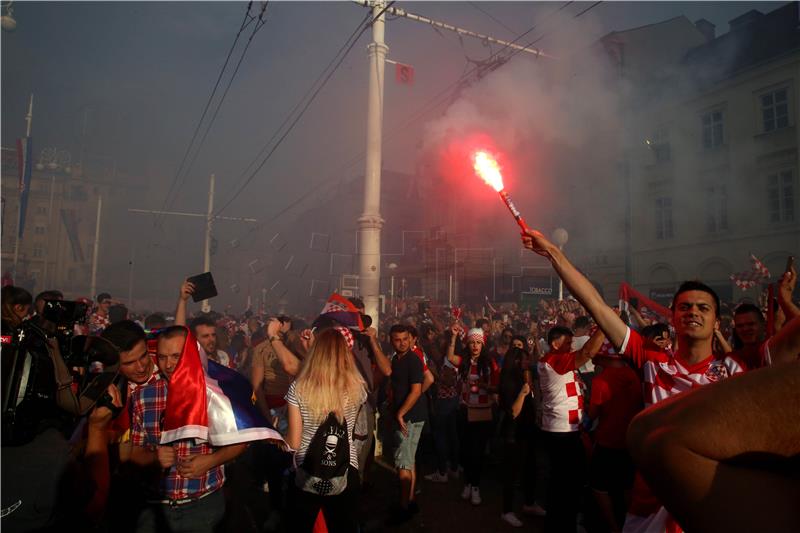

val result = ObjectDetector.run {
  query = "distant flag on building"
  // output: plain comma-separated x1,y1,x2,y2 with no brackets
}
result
395,62,415,85
730,253,771,290
16,136,32,239
60,209,85,262
160,327,284,446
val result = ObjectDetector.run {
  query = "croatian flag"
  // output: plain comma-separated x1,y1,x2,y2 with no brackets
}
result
160,328,284,446
16,136,32,239
318,293,365,330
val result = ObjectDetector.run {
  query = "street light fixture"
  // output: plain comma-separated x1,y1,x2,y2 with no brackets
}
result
2,1,17,32
552,228,569,300
387,262,397,316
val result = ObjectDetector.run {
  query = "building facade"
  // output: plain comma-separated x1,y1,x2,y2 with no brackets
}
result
606,3,799,305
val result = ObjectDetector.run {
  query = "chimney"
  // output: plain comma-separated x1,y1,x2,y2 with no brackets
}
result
694,18,716,42
728,10,764,31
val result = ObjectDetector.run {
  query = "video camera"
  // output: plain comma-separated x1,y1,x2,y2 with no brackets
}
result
2,307,122,445
69,335,125,417
40,299,89,367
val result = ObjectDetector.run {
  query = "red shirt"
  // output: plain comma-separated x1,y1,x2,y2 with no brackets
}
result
589,365,643,448
412,345,429,372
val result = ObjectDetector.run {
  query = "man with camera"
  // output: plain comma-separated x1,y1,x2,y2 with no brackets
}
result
1,289,115,531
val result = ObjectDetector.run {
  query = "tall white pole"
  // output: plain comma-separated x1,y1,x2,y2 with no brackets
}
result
448,274,453,308
89,194,102,298
202,174,215,313
558,244,564,300
358,0,387,329
454,250,458,304
12,94,34,278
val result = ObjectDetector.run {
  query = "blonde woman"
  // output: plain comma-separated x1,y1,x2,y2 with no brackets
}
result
285,327,367,532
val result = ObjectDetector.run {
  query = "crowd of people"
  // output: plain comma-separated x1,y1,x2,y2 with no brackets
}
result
1,230,799,533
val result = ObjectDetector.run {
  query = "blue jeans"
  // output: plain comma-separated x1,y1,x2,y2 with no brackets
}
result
135,488,225,533
432,397,460,474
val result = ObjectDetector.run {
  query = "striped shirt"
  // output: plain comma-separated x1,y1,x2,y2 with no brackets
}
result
285,380,366,469
130,380,224,501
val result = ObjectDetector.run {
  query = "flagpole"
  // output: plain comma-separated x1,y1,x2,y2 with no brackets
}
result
12,94,33,279
89,194,102,298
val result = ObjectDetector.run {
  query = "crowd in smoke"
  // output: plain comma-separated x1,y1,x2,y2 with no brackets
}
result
2,228,798,533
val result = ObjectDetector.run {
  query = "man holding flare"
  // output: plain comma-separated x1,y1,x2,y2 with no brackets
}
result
471,148,800,533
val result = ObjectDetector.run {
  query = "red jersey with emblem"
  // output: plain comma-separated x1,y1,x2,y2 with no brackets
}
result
538,350,584,432
620,327,747,533
619,327,747,407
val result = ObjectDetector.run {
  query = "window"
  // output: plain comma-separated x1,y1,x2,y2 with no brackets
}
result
650,126,671,162
36,206,47,215
701,110,724,149
32,247,43,258
767,170,795,223
705,185,728,232
761,87,789,132
34,226,45,235
655,197,673,240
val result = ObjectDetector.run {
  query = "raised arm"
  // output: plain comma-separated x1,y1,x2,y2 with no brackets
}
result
446,323,463,367
364,326,392,377
174,280,195,326
777,262,799,321
766,313,800,366
266,319,301,376
522,229,628,349
573,327,607,368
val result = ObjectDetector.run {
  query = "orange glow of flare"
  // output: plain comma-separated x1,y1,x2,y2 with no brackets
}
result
472,151,504,192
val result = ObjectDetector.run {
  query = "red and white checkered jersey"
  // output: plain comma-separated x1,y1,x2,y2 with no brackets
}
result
537,351,584,432
619,327,749,407
620,326,752,533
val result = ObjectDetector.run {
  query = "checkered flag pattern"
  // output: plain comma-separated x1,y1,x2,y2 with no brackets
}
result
730,253,771,290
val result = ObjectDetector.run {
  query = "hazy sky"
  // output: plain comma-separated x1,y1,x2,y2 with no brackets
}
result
1,1,785,311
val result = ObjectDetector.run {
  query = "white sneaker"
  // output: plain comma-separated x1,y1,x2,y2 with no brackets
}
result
522,503,547,517
500,512,523,527
424,471,448,483
470,486,482,505
461,484,472,500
